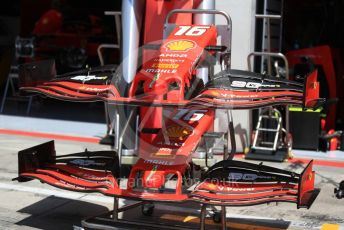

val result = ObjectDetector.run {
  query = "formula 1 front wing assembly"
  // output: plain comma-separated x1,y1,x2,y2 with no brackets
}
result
190,160,319,208
18,60,324,110
14,141,319,209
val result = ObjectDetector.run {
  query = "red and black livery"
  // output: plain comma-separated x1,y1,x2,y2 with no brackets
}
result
14,4,323,230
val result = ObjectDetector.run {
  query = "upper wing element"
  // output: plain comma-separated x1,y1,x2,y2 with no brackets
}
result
187,69,324,110
19,61,323,110
19,60,123,102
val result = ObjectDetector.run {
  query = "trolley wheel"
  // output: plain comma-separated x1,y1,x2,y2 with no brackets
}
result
212,211,221,223
335,181,344,199
142,203,154,216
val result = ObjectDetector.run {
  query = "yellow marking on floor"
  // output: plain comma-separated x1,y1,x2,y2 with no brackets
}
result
160,214,285,230
321,223,340,230
183,216,198,222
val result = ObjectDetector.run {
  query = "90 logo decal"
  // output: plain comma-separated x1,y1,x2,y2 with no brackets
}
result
231,81,262,89
230,81,280,89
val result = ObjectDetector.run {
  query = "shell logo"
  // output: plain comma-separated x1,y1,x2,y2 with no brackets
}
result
165,125,192,140
164,40,196,52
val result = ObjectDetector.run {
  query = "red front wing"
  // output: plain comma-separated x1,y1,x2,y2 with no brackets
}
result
16,141,318,208
19,67,322,110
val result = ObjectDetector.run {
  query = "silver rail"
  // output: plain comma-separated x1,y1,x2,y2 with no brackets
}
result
247,51,290,134
118,109,136,167
104,11,122,45
255,15,282,75
247,52,289,78
165,9,232,28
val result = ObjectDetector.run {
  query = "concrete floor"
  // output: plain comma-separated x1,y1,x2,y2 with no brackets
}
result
0,134,343,230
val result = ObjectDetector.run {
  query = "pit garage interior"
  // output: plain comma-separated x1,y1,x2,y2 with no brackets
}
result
0,0,344,229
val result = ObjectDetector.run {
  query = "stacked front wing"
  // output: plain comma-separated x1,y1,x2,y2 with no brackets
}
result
19,62,323,110
15,61,322,208
16,141,121,196
15,141,319,208
19,63,125,102
188,69,323,110
190,160,319,208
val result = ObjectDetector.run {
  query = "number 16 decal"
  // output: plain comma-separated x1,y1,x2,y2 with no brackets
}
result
173,109,208,121
174,26,210,36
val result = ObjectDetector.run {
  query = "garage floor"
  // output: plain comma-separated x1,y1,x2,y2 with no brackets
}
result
0,115,344,230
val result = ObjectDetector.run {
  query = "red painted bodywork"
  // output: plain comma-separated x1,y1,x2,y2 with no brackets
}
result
304,70,320,108
140,0,194,146
328,129,339,151
129,23,217,189
287,46,337,130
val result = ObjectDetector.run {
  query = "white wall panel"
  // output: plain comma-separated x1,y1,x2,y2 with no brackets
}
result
214,1,257,151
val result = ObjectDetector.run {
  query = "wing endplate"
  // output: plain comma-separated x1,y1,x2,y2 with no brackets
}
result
303,70,325,109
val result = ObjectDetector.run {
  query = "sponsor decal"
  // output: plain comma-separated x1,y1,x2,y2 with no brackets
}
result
231,81,280,89
228,173,274,181
78,86,107,92
129,192,154,197
173,109,208,121
210,91,220,97
207,183,217,190
155,148,172,155
150,148,176,159
153,58,185,63
159,53,188,58
164,40,196,52
156,141,183,147
205,183,255,192
164,125,192,140
78,173,107,180
209,90,258,98
144,68,177,74
219,186,255,192
55,181,88,190
144,159,173,165
70,159,106,167
71,75,108,81
151,63,179,69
